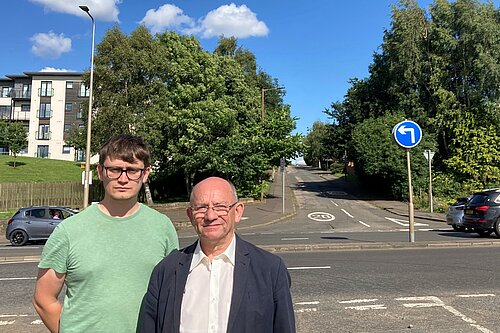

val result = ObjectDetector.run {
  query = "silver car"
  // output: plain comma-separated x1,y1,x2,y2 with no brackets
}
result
446,197,469,231
5,206,78,246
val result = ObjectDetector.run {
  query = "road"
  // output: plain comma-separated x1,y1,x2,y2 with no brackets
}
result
2,247,500,332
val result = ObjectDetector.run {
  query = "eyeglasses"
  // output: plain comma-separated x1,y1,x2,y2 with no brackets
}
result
190,202,238,217
102,166,145,180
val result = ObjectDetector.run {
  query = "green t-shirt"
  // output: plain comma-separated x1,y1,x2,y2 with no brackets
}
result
38,203,179,333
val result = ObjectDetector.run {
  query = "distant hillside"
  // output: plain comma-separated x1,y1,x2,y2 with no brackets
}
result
0,155,86,183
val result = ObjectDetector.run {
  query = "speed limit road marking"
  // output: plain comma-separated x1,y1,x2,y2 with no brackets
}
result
307,212,335,222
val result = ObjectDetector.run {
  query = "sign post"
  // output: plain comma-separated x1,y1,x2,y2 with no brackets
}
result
280,157,285,214
424,150,435,213
392,120,422,243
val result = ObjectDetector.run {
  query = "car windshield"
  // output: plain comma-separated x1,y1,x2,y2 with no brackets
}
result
453,198,469,205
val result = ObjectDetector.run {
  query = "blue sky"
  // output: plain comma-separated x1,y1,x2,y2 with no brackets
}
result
1,0,498,135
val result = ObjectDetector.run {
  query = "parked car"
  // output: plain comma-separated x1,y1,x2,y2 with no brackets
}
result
462,189,500,237
446,197,470,231
5,206,78,246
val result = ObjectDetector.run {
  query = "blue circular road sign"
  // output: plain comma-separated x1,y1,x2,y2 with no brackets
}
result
392,120,422,149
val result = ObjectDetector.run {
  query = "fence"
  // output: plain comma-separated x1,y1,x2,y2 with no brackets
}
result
0,182,103,211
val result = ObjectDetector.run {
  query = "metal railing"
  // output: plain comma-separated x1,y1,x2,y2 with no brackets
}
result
37,109,53,118
38,88,54,97
10,89,31,99
11,111,30,121
35,131,51,140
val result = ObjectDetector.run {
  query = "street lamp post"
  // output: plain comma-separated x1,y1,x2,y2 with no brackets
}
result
79,5,95,209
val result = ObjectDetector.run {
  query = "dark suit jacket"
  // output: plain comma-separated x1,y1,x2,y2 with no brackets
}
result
139,235,296,333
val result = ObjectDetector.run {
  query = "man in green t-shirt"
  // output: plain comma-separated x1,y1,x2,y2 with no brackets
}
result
33,134,179,333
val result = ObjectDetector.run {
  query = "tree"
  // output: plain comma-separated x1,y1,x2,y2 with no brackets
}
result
0,121,27,167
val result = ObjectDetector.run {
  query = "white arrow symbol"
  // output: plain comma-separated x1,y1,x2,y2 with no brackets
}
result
397,125,415,143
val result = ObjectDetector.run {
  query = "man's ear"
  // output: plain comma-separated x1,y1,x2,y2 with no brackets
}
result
97,164,104,181
234,202,244,223
141,166,151,183
186,207,195,225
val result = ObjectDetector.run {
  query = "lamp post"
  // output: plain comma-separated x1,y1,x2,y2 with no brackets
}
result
260,87,284,127
79,5,95,209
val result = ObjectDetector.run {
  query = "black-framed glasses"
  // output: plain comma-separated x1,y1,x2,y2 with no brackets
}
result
190,202,238,217
102,166,144,180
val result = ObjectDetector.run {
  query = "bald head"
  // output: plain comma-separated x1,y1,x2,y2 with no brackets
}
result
190,177,238,204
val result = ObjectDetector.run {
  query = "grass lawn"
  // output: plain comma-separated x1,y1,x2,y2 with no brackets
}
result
0,155,91,183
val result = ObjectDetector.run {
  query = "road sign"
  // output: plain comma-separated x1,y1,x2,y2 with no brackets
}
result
424,150,435,161
280,157,285,172
392,120,422,149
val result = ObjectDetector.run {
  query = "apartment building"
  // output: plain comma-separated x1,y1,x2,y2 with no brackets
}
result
0,72,89,162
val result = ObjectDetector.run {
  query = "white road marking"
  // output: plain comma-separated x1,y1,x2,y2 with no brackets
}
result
294,308,317,313
345,304,387,310
288,266,331,270
281,237,309,241
385,217,428,227
0,260,39,265
330,200,339,207
339,299,379,304
31,319,43,325
341,209,353,218
307,212,335,222
0,277,36,281
240,217,249,220
396,296,493,333
0,320,15,326
358,220,371,227
295,301,320,305
456,294,495,298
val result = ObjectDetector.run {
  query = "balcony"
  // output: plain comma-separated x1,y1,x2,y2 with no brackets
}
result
38,88,54,97
35,131,51,140
10,89,32,99
11,111,30,121
37,110,52,118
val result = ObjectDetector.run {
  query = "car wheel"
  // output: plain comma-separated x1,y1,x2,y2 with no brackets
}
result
452,225,465,232
9,230,28,246
494,219,500,237
476,230,493,237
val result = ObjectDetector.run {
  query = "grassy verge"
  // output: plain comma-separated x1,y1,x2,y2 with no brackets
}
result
0,155,87,183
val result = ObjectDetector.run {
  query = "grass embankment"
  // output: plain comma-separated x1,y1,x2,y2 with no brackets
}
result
0,155,85,183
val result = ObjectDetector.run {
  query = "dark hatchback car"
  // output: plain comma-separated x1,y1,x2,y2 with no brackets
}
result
462,189,500,237
5,206,78,246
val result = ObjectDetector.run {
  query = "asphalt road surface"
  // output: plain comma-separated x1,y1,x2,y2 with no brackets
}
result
3,247,500,332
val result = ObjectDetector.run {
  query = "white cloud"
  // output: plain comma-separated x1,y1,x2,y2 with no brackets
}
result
30,0,120,22
140,4,194,35
198,4,269,39
39,67,72,72
30,32,72,59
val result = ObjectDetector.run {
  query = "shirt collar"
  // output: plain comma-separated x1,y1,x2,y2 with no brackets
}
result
190,235,237,272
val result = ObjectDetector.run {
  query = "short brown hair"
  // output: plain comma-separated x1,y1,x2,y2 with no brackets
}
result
98,134,150,167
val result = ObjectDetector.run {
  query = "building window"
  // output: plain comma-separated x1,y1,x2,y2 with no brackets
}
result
62,145,71,154
38,103,52,118
36,125,50,140
66,81,73,89
40,81,53,97
22,84,31,98
0,106,11,120
37,145,49,158
64,124,71,133
79,84,90,97
65,103,73,112
21,104,30,112
1,87,11,97
75,149,85,162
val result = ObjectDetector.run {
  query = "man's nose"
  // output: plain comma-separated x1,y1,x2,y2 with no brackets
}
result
204,206,219,221
117,170,129,182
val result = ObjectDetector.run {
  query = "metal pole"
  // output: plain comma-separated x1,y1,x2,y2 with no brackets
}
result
261,88,265,127
80,5,95,209
282,166,285,214
428,150,433,213
407,149,415,242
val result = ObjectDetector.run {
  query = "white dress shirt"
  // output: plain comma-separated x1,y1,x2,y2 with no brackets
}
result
180,236,236,333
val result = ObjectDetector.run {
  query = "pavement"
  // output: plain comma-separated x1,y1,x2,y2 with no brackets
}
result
3,167,500,262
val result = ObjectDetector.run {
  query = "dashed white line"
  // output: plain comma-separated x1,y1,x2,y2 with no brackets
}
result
0,320,15,326
0,277,36,281
339,299,379,304
295,301,320,305
281,237,309,241
287,266,331,270
358,220,371,227
341,209,353,218
330,200,339,207
456,294,495,298
294,308,317,313
345,304,387,310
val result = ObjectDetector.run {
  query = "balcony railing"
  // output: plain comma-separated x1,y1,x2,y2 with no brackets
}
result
11,111,30,121
35,131,51,140
37,110,52,118
10,89,31,99
38,88,54,97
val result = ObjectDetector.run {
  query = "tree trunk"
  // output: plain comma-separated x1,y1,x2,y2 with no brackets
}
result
143,181,154,205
